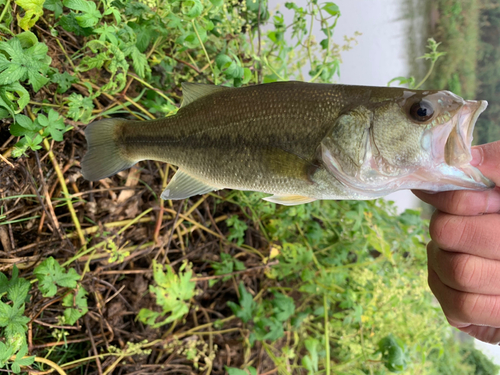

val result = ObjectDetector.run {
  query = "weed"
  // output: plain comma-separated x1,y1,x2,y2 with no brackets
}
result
0,267,34,373
138,260,197,327
210,252,245,285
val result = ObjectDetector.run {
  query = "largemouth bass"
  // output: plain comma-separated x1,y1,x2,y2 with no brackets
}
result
81,81,494,205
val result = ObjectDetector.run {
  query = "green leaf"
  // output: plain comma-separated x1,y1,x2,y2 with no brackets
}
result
62,287,88,324
322,2,340,17
0,342,14,367
5,83,30,114
242,68,252,84
0,302,30,345
7,280,31,310
302,337,319,374
0,37,51,92
225,367,257,375
137,309,161,326
182,0,203,19
95,23,118,44
130,47,151,79
124,1,151,18
227,282,255,323
215,53,231,69
34,257,80,297
44,0,64,18
24,134,43,151
58,12,94,36
78,52,107,71
258,316,284,341
138,261,196,327
67,93,94,123
63,0,97,14
0,108,9,119
11,114,42,139
378,334,408,372
128,22,153,52
226,215,248,246
11,344,34,373
210,0,222,7
15,114,35,130
15,0,45,30
210,253,245,284
37,109,67,141
0,266,30,305
0,0,13,34
271,292,295,322
50,71,78,93
63,0,102,27
15,30,38,48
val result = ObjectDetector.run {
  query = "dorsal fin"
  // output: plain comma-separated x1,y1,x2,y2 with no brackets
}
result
181,83,230,107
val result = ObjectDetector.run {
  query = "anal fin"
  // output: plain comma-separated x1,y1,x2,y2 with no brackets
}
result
161,170,219,200
263,194,316,206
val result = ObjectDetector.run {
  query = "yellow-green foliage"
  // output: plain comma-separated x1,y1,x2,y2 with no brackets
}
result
426,0,480,99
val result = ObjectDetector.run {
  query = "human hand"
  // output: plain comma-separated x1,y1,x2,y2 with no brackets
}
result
413,140,500,344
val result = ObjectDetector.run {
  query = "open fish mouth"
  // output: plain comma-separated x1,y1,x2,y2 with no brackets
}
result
445,100,487,166
441,99,494,189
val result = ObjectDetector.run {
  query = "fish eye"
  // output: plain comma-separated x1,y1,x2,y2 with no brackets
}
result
409,100,434,122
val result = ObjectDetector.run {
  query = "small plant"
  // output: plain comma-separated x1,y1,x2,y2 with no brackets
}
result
388,38,446,89
210,252,245,286
225,366,258,375
377,334,408,372
225,215,248,246
138,260,197,327
0,267,35,373
228,282,295,345
34,256,81,297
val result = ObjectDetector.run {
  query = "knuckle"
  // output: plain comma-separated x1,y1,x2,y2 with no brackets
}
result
448,191,468,214
449,254,480,290
455,293,482,322
429,214,463,248
490,297,500,322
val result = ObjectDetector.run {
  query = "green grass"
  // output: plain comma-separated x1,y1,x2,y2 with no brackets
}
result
424,0,480,99
414,0,500,144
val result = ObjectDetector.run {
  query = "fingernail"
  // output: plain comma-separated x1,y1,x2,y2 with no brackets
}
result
471,147,482,166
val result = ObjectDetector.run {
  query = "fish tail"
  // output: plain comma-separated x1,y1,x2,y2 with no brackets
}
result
81,119,136,181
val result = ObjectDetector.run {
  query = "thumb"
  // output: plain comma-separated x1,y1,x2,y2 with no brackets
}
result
471,140,500,186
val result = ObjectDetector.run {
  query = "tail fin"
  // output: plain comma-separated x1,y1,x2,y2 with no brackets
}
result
81,119,136,181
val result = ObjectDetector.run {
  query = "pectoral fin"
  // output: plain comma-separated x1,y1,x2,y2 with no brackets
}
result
263,194,316,206
161,170,219,200
263,146,320,183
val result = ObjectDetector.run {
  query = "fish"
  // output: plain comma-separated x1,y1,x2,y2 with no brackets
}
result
81,81,494,205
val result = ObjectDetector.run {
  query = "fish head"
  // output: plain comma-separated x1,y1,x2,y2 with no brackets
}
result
321,88,494,197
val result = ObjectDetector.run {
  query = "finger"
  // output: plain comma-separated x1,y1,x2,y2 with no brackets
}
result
412,141,500,216
429,211,500,260
428,266,500,327
427,241,500,295
412,187,500,216
449,323,500,345
471,141,500,184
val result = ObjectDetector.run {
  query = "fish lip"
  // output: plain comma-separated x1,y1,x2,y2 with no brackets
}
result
442,99,494,190
444,100,486,166
458,100,488,157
